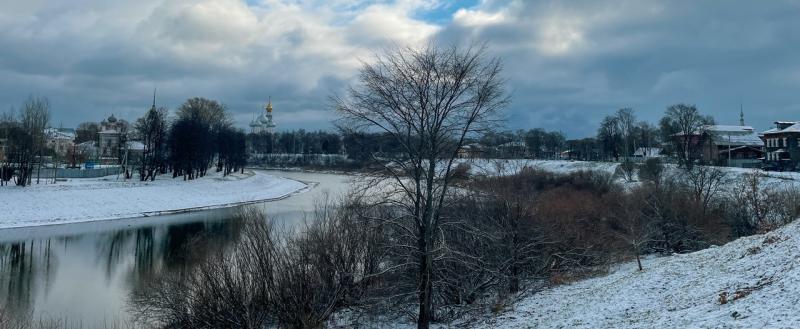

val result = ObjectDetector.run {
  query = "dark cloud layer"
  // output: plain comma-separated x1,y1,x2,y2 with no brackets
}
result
1,0,799,137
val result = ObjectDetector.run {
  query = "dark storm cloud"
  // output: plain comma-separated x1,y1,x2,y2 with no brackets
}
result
1,0,800,137
438,0,800,136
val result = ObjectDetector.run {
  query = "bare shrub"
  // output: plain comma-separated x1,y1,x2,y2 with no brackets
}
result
764,184,800,226
640,180,728,253
617,159,637,182
130,202,382,329
450,162,471,181
682,165,728,215
638,158,664,185
611,190,657,271
731,171,773,232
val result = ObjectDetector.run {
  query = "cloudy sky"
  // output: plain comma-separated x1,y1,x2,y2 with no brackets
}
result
1,0,800,137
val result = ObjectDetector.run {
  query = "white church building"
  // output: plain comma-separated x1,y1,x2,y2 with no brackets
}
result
249,100,277,134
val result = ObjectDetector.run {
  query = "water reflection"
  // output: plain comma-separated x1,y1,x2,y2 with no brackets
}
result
0,239,58,318
0,209,247,323
0,170,351,325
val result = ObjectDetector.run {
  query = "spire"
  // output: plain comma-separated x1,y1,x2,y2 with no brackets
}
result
739,103,745,126
266,96,273,113
151,88,157,110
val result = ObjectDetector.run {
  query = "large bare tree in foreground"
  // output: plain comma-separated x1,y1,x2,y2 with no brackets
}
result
335,42,507,329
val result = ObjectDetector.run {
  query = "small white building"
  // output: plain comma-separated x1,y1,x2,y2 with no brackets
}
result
633,147,662,158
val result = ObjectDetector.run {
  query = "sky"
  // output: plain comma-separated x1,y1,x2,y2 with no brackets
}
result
1,0,800,137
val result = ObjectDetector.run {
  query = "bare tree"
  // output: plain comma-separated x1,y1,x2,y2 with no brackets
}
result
614,191,657,271
335,42,507,329
597,116,621,161
682,165,728,215
135,105,169,181
11,97,50,186
615,108,636,158
660,104,712,167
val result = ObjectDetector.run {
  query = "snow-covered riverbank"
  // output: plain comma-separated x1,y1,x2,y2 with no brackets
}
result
0,170,307,229
470,219,800,329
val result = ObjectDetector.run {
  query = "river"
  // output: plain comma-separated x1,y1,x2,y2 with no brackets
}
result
0,170,353,325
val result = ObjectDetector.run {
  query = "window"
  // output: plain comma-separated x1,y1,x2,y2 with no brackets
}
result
784,138,788,147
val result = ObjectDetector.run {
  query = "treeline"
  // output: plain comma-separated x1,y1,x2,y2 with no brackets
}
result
248,130,342,155
137,97,247,181
0,96,247,187
596,105,715,165
472,104,719,164
479,129,567,158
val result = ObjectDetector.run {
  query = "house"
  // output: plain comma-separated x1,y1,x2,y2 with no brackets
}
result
633,147,662,158
457,143,484,160
45,127,76,156
762,121,800,170
559,150,579,160
699,125,763,168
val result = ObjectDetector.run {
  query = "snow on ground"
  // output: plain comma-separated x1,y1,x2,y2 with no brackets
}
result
472,220,800,329
0,170,307,229
460,159,800,190
458,159,620,177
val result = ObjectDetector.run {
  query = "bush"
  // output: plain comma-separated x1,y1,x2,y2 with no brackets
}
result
638,158,664,185
451,162,471,181
130,203,382,329
617,159,637,182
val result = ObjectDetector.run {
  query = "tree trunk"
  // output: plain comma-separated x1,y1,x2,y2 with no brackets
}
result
636,252,643,271
417,236,433,329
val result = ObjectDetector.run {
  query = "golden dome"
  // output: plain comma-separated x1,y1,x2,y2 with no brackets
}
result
265,99,273,113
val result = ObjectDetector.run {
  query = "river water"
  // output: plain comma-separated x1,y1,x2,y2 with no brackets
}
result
0,170,353,325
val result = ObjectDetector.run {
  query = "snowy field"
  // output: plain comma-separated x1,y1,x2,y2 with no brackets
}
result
471,219,800,329
0,170,307,229
461,158,800,189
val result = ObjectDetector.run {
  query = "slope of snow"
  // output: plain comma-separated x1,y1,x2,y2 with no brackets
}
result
459,159,620,176
473,220,800,329
0,170,307,229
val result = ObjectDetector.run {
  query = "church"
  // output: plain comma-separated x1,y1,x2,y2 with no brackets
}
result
249,100,277,134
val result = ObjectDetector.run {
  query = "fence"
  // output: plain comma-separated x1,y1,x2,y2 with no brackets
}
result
37,167,122,179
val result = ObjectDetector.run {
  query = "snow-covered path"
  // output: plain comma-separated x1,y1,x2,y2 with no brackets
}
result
473,221,800,329
0,170,307,229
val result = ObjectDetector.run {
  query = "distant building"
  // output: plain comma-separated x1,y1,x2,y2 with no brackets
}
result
249,99,277,134
762,121,800,170
457,143,484,160
0,138,7,162
673,122,763,167
99,114,124,162
633,147,662,158
45,127,76,156
699,125,763,167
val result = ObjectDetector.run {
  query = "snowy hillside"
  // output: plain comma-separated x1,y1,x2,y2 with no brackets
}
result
472,220,800,329
459,159,620,176
0,170,307,229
